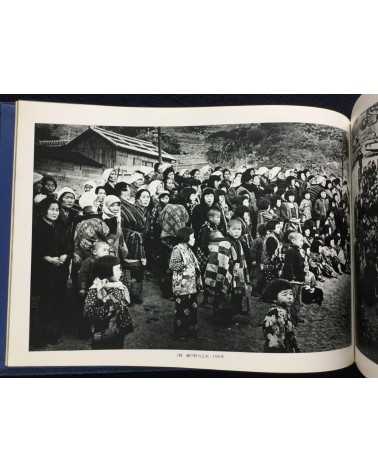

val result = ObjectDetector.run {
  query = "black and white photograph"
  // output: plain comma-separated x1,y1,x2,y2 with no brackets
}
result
29,121,351,354
353,103,378,362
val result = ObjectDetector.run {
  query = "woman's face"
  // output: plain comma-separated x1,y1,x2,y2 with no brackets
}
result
276,199,282,208
138,191,151,207
46,202,59,222
109,170,117,183
224,170,231,180
167,171,175,180
204,193,214,207
242,198,249,207
165,178,175,191
253,176,260,186
218,195,225,205
109,202,121,216
214,179,221,189
61,193,75,208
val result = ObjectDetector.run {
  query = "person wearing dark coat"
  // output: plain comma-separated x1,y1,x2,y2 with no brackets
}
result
30,197,71,347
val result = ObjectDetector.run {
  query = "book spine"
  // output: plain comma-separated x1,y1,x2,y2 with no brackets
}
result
0,103,16,372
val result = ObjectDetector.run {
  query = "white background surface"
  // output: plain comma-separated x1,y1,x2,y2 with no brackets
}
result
1,2,377,471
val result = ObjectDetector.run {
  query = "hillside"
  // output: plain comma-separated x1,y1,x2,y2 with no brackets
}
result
35,122,348,178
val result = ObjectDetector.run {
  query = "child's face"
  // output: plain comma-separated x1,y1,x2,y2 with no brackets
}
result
204,193,214,206
320,191,326,199
218,195,225,205
276,289,294,307
229,224,242,239
304,229,310,237
94,244,110,258
61,193,75,208
110,202,121,216
188,233,195,247
242,198,249,207
243,212,251,226
288,195,295,202
304,193,310,200
111,264,122,282
210,213,221,227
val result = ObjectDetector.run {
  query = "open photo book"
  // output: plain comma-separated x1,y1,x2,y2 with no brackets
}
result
0,96,377,376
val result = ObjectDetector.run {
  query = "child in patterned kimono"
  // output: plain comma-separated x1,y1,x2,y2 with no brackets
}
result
204,219,250,325
83,255,133,350
262,279,299,353
169,227,203,339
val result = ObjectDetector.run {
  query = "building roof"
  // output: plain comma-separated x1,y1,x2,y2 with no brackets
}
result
90,126,176,162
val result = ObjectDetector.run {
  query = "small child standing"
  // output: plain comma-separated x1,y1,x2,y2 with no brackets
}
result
83,255,133,349
281,232,306,324
299,191,313,224
262,279,299,353
169,227,203,339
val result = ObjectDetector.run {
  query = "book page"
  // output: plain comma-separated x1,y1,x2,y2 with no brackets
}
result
351,95,378,377
6,101,353,373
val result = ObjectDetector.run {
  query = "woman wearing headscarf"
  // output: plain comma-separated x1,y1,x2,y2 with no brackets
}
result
57,187,81,266
102,168,118,196
120,188,151,303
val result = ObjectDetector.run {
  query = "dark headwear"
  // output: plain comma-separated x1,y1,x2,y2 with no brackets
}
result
38,196,59,217
176,226,194,244
262,279,292,303
93,255,120,280
135,188,150,201
114,181,130,197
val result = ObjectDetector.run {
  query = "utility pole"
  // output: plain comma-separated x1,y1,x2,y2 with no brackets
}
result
157,127,162,164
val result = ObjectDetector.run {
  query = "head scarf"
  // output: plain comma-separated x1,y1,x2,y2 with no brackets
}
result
102,195,121,220
33,172,44,184
102,168,115,185
125,173,145,185
79,191,97,209
57,187,76,201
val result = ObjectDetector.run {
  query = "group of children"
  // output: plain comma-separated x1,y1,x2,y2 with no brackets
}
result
31,162,351,353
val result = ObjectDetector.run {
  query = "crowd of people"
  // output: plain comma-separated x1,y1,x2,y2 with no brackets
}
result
355,160,378,309
30,161,350,353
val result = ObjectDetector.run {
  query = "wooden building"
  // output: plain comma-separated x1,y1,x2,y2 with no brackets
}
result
34,126,176,191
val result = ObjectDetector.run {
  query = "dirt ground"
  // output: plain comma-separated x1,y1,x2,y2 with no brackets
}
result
41,273,352,354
